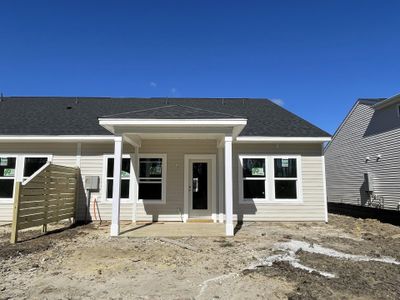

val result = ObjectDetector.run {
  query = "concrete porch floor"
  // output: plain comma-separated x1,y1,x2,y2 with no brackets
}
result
119,222,226,237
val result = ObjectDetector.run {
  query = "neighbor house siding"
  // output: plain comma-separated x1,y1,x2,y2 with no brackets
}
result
233,143,325,221
325,102,400,211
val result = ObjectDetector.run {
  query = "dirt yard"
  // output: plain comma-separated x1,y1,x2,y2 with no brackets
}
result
1,214,400,300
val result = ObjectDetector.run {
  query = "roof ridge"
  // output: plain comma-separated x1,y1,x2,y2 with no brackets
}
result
101,104,178,118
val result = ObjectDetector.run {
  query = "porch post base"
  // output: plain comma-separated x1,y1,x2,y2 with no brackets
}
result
218,213,224,223
110,223,120,237
225,223,234,236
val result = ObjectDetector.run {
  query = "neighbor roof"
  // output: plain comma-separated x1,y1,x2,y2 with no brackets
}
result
0,97,330,137
324,97,386,152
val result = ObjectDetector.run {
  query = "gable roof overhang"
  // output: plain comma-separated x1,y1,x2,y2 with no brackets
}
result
372,93,399,110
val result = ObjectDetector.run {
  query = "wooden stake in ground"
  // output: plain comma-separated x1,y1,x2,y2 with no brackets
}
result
10,182,22,244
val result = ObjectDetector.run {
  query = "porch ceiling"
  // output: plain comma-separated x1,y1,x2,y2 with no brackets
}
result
98,118,247,139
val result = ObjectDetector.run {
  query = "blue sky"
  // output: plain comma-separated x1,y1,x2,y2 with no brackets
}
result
0,1,399,134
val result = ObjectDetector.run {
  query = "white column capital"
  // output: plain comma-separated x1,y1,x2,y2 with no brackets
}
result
224,136,233,143
114,136,123,142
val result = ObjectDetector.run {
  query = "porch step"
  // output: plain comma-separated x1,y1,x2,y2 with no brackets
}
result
186,219,214,223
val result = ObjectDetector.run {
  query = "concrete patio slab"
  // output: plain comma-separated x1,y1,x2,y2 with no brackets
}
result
119,222,225,237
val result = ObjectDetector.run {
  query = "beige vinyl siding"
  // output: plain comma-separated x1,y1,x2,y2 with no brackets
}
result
325,102,400,211
0,140,327,222
134,139,218,221
0,203,13,222
234,143,325,221
0,143,77,221
0,142,132,222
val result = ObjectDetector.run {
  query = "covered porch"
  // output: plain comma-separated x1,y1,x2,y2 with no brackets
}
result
98,107,247,237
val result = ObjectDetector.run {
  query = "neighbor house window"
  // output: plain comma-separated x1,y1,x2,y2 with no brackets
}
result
238,155,268,203
273,157,300,200
23,156,50,180
0,156,17,199
138,154,166,203
105,156,132,200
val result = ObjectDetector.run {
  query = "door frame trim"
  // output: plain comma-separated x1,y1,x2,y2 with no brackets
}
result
183,154,217,223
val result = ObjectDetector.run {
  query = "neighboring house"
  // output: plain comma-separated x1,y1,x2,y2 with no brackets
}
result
0,97,330,236
325,94,400,216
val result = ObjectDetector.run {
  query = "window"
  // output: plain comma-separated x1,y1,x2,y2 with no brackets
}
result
239,154,302,203
138,154,166,202
0,157,16,199
273,157,301,200
23,157,49,180
105,156,132,200
239,155,268,203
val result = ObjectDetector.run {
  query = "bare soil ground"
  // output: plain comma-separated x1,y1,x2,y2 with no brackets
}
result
1,214,400,300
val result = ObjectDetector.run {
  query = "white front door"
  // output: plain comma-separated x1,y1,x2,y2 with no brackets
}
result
189,159,212,218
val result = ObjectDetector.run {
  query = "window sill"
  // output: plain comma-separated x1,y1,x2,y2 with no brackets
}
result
137,199,166,205
0,199,14,203
239,199,303,205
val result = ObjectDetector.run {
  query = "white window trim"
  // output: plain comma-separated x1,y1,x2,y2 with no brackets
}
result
0,155,18,203
102,154,134,203
271,155,303,203
238,154,303,204
20,154,53,181
0,154,53,203
137,153,167,204
238,154,269,204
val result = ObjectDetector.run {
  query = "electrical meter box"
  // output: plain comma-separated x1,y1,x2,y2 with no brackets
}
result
364,172,374,192
85,176,99,191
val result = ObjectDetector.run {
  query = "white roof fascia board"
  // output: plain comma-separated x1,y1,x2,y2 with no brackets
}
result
236,136,331,143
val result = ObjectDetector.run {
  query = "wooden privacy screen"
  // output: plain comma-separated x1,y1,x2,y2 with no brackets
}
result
10,163,79,244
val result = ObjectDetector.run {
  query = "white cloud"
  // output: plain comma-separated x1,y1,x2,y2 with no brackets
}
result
170,87,177,94
150,81,157,88
272,98,284,106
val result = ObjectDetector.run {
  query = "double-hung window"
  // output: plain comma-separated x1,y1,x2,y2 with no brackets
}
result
104,155,132,200
239,154,302,203
0,156,17,200
273,157,301,200
103,154,167,203
239,155,268,203
138,154,166,203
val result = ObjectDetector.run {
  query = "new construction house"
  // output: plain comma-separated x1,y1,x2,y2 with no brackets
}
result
325,94,400,220
0,97,330,236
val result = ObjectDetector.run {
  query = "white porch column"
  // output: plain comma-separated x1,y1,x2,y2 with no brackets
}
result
224,136,234,236
132,146,139,223
218,146,225,223
110,136,123,236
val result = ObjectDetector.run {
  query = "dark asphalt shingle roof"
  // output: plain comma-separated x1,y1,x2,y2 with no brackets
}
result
0,97,330,137
358,98,386,106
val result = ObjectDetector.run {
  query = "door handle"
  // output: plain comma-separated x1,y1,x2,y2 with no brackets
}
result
193,178,199,192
